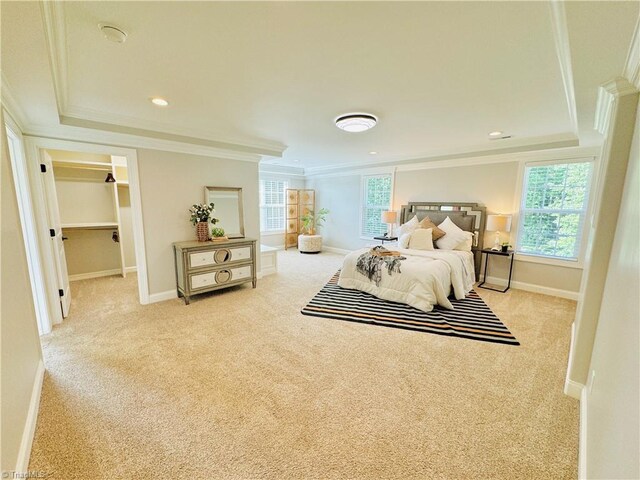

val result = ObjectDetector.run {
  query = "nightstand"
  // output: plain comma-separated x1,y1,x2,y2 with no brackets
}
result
478,248,515,293
373,236,398,245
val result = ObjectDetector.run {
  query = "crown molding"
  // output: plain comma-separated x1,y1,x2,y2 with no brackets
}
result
623,17,640,89
303,132,578,177
1,73,29,130
549,0,579,136
259,163,305,177
22,123,262,163
594,77,639,134
304,145,599,180
40,0,68,113
62,105,286,156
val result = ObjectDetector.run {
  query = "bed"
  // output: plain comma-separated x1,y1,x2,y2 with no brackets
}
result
338,202,486,312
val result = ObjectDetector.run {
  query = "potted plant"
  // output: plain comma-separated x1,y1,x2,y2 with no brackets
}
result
298,208,329,254
300,208,329,235
211,226,228,243
501,242,511,253
189,203,219,242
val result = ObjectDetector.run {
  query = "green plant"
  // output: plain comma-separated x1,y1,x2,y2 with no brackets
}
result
211,227,225,238
501,241,511,247
301,208,329,234
189,203,219,225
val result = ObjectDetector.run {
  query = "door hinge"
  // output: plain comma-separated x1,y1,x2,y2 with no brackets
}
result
49,229,55,237
40,164,47,173
58,289,64,297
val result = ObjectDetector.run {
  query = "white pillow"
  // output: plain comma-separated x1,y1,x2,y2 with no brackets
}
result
454,231,474,251
398,233,412,249
396,216,419,238
408,228,434,250
436,217,469,250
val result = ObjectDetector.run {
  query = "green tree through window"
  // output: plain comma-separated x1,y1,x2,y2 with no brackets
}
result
517,161,592,259
361,174,392,237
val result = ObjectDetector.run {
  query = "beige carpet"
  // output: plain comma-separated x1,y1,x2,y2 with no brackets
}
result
30,250,578,479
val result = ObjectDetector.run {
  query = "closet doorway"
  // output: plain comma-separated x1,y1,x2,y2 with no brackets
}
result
44,149,137,314
19,137,149,333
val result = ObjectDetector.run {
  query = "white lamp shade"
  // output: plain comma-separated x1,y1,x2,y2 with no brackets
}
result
381,211,397,224
486,214,512,232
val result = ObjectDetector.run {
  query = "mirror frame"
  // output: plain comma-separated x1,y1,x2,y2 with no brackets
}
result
204,186,245,239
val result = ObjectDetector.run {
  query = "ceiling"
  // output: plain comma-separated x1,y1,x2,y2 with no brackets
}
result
1,2,638,171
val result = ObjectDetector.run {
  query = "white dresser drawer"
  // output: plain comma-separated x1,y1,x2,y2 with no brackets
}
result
190,272,216,290
231,265,252,280
230,246,252,262
189,251,215,268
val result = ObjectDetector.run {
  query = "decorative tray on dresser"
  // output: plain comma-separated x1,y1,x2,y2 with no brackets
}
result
173,238,257,305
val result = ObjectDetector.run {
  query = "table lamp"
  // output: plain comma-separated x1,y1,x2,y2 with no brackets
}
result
486,214,512,251
381,211,397,238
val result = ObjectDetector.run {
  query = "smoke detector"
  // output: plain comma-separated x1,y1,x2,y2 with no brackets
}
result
99,24,127,44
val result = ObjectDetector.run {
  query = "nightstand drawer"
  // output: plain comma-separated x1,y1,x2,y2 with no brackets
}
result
189,251,215,268
230,265,252,281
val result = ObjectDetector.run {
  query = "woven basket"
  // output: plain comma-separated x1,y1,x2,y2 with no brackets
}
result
196,222,210,242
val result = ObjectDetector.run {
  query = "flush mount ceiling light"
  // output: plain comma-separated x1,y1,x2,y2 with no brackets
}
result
369,151,378,155
488,130,503,138
99,24,127,43
335,113,378,133
150,97,169,107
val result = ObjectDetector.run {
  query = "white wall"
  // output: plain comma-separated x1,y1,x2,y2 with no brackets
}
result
1,112,43,472
584,102,639,479
137,149,260,295
307,160,583,294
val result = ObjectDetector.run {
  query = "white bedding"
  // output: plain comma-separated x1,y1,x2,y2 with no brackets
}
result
338,248,475,312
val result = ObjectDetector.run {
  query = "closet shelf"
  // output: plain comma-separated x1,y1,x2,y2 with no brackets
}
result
61,222,119,230
53,159,113,171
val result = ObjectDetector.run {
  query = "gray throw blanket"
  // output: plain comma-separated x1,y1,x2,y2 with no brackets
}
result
356,246,406,287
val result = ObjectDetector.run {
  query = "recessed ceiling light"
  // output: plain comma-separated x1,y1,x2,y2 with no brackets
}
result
369,151,378,155
99,24,127,44
150,97,169,107
488,131,503,137
335,113,378,133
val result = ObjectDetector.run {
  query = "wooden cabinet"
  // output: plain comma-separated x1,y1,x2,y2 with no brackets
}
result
173,238,257,304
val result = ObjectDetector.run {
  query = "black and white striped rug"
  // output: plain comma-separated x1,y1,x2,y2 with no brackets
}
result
301,272,519,346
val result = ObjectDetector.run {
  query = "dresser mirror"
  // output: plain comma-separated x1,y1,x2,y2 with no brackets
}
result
204,187,245,238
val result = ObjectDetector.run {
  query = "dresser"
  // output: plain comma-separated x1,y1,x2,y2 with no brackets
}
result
173,238,257,305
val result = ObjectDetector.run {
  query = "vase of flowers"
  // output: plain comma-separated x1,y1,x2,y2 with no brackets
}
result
189,203,219,242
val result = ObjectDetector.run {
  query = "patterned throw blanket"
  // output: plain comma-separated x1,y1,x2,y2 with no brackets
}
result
356,246,407,287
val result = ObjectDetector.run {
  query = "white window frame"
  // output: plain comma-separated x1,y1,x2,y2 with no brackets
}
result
513,157,596,268
359,173,394,240
259,178,288,235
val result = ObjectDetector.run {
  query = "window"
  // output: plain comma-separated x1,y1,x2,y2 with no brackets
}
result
260,179,287,233
361,174,392,238
517,161,592,260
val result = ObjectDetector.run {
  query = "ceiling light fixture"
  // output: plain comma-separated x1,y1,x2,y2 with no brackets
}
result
369,151,378,155
335,113,378,133
150,97,169,107
99,24,128,44
488,131,503,137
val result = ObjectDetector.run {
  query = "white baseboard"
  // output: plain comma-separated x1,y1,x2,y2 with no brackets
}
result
323,246,351,255
148,290,178,303
579,384,588,480
15,360,45,473
125,266,137,274
69,268,122,281
564,378,585,400
483,275,579,300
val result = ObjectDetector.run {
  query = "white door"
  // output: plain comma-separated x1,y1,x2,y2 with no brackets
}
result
40,151,71,317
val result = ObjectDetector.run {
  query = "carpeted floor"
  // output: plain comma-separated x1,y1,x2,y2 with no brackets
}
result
30,250,579,479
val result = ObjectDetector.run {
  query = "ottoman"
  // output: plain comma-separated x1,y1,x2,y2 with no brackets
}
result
298,234,322,254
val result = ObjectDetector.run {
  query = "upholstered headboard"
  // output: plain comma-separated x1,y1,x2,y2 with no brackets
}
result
399,202,487,279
